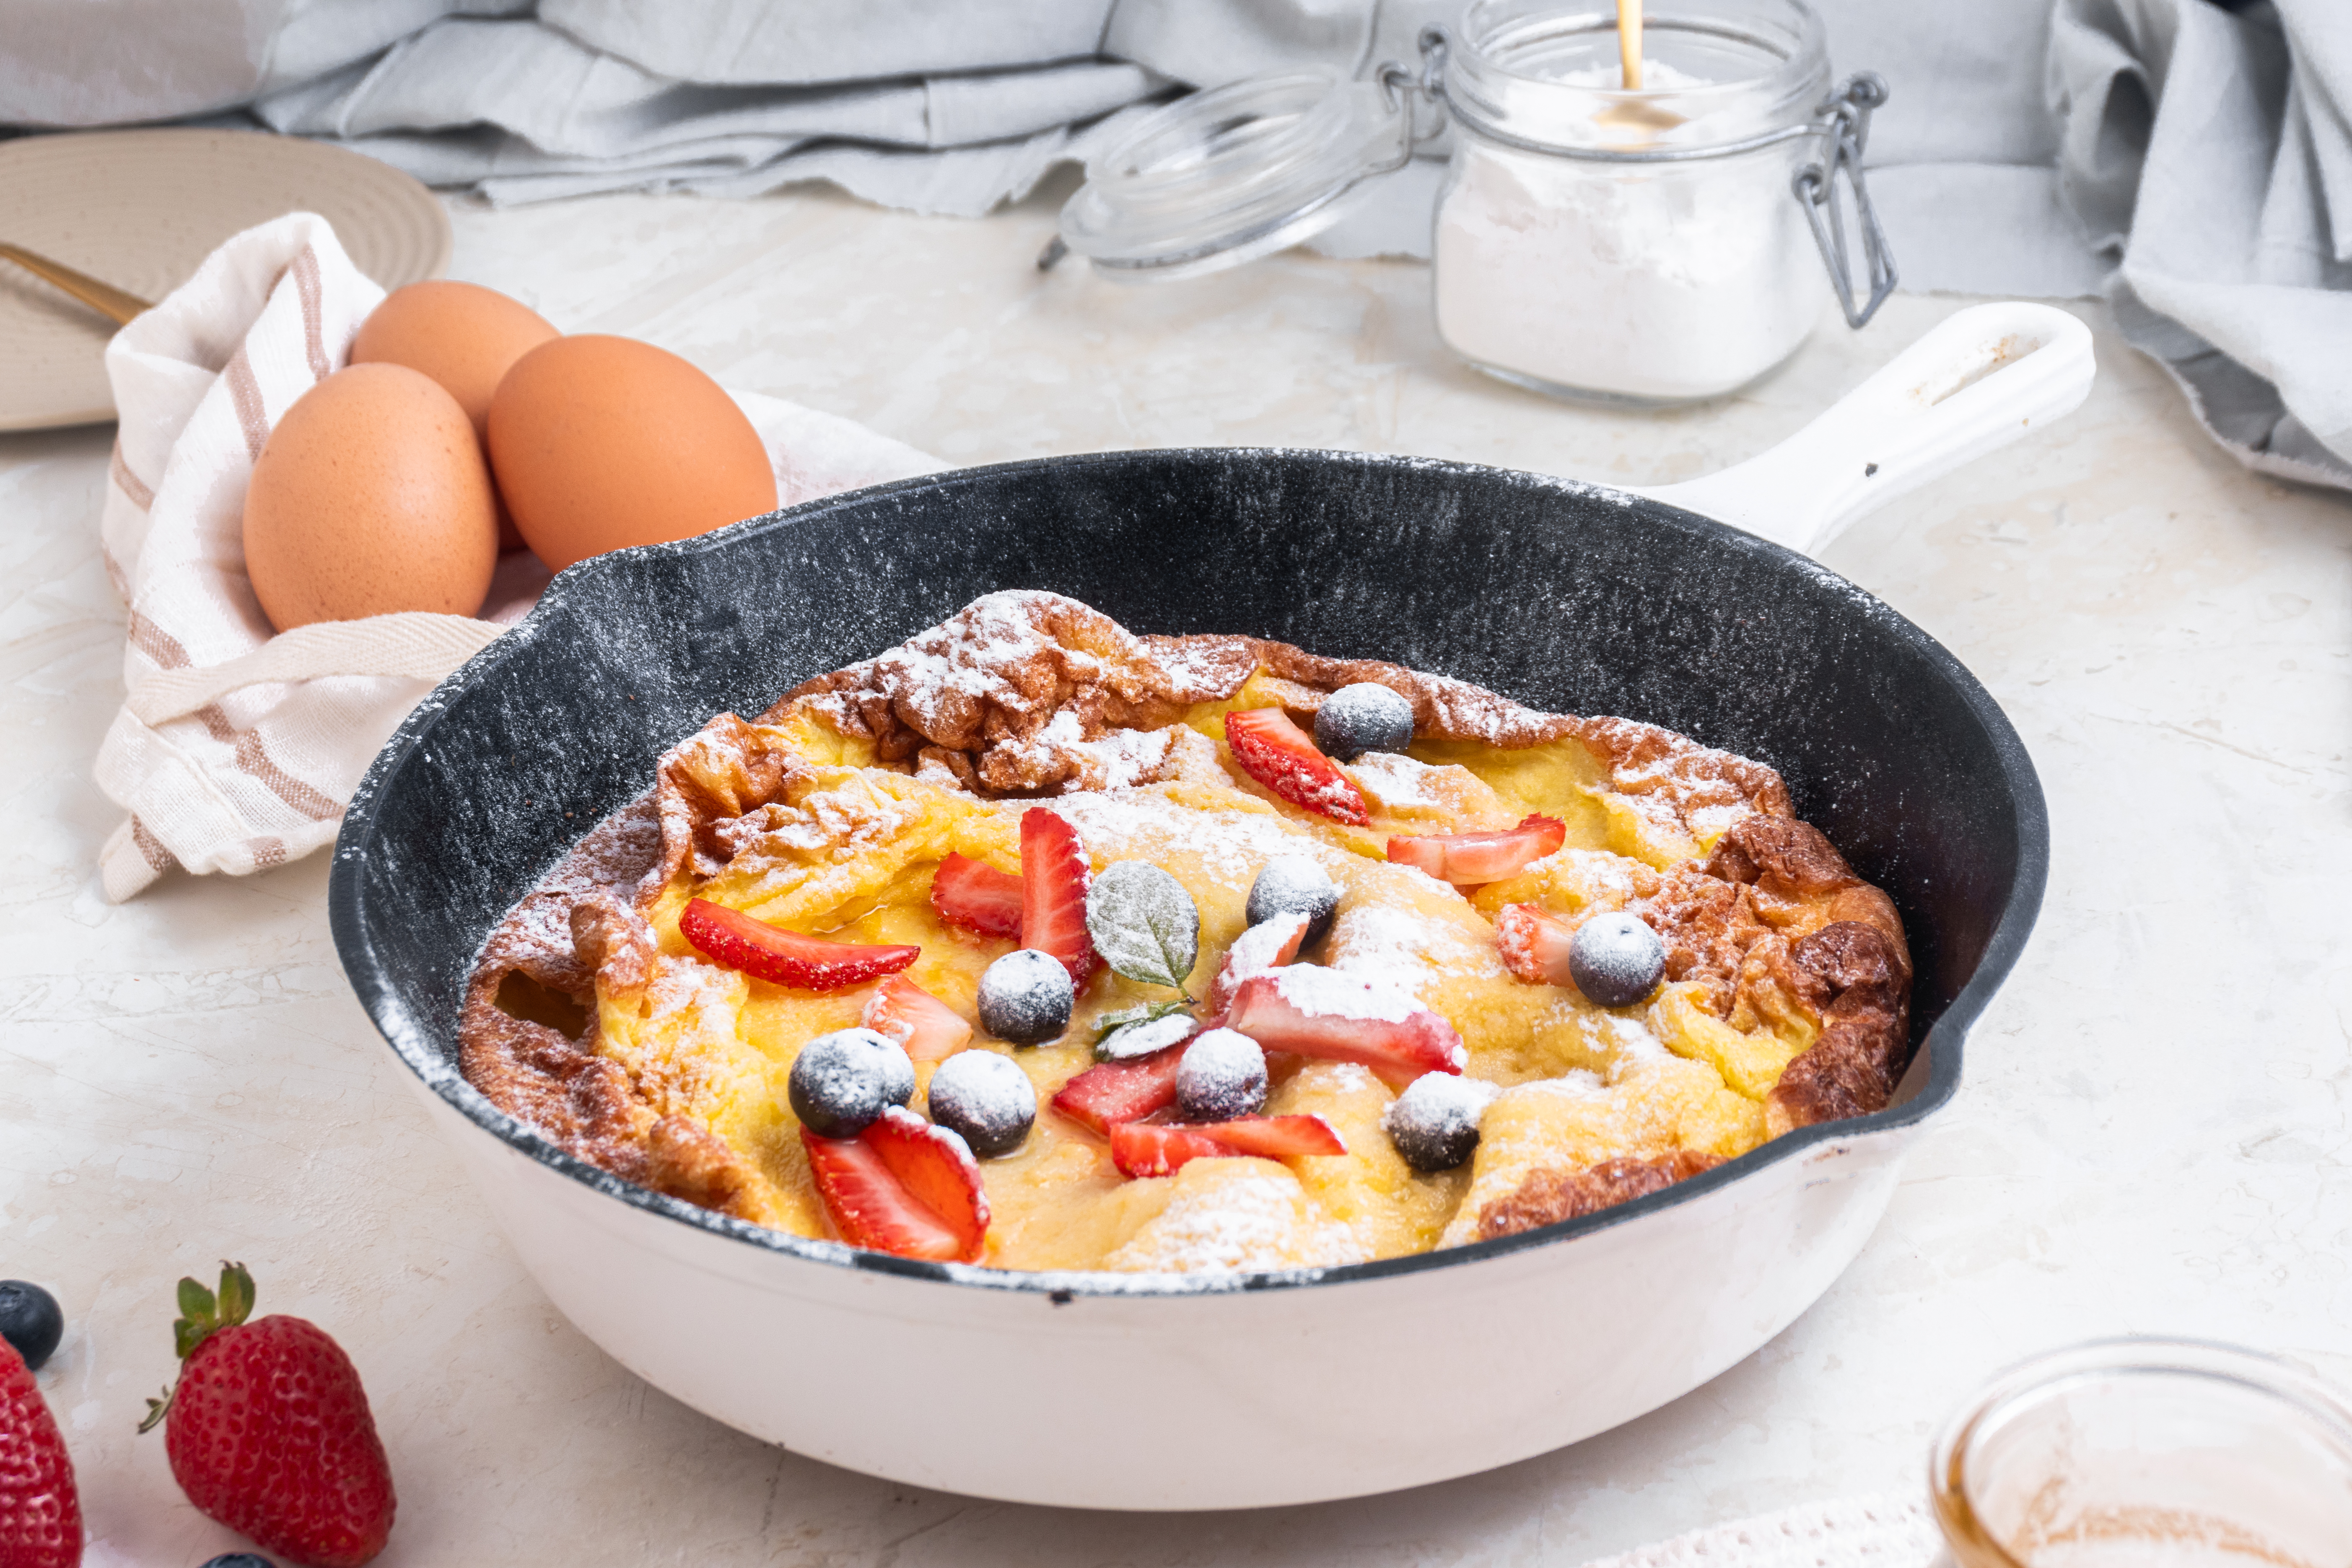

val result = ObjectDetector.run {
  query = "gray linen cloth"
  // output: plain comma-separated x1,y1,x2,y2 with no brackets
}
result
5,0,2347,487
2052,0,2352,487
3,0,1175,216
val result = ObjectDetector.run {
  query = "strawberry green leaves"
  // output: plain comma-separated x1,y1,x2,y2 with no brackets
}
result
143,1260,256,1432
172,1261,253,1362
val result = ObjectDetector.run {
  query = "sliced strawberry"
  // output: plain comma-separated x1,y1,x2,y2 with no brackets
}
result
1109,1114,1346,1178
1019,808,1097,984
1494,902,1577,986
802,1107,988,1263
1198,1114,1346,1161
681,898,919,990
1108,1123,1236,1179
1225,970,1466,1089
1048,1043,1184,1136
1224,708,1370,826
1208,910,1309,1013
931,852,1023,938
861,974,973,1062
1387,813,1567,886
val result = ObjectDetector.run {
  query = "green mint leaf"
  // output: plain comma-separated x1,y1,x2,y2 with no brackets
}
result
1092,1001,1196,1061
1084,860,1200,993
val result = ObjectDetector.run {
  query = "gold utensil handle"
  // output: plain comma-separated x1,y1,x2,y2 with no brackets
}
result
0,241,154,326
1617,0,1644,89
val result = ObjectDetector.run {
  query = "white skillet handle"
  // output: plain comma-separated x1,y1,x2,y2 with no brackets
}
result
1634,302,2096,557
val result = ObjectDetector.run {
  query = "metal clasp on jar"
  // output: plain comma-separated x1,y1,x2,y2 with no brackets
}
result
1398,29,1898,330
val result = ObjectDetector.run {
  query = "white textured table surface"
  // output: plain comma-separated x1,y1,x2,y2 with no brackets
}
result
3,181,2348,1567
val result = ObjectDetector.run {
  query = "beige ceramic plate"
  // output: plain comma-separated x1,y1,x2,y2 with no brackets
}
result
0,128,451,431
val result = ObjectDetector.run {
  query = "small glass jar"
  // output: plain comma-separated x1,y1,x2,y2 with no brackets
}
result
1049,0,1892,407
1432,0,1838,404
1929,1338,2352,1567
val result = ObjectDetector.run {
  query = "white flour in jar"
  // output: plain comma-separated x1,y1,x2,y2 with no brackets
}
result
1431,60,1824,403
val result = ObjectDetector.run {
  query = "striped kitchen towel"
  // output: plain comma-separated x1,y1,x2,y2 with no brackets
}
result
1580,1494,1941,1568
93,211,939,901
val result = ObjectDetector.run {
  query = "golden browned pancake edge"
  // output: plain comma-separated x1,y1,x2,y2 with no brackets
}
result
456,590,1912,1254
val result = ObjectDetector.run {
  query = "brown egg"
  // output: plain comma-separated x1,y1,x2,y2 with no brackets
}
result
351,280,559,552
487,334,778,572
244,362,500,631
352,280,558,438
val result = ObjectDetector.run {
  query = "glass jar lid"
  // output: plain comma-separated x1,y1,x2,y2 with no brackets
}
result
1054,70,1414,282
1442,0,1829,156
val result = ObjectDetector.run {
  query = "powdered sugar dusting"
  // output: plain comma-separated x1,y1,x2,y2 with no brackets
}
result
1327,904,1504,998
1071,726,1181,789
1416,671,1560,746
1050,790,1344,892
1226,910,1309,981
1546,998,1670,1066
1269,964,1419,1024
801,589,1073,738
1346,751,1439,811
1512,1068,1611,1099
1105,1164,1367,1274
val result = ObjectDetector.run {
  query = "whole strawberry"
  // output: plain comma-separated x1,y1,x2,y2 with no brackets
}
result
140,1264,394,1568
0,1337,80,1568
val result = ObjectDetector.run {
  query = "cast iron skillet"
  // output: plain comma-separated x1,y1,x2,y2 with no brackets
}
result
329,442,2048,1288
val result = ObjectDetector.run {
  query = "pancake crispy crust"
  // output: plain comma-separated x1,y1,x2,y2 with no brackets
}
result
1476,1150,1726,1240
456,591,1913,1268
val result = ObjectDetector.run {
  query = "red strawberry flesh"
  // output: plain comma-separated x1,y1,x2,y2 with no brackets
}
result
0,1338,80,1568
1048,1043,1185,1136
1197,1114,1346,1160
802,1108,988,1263
1224,708,1370,826
1019,809,1098,984
1209,911,1308,1013
864,1108,990,1257
1494,902,1578,987
1387,813,1566,886
680,898,918,990
1109,1114,1346,1178
861,975,972,1062
166,1316,396,1568
1224,971,1466,1086
930,852,1023,938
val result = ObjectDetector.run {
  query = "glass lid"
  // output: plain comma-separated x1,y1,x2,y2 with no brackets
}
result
1055,70,1413,282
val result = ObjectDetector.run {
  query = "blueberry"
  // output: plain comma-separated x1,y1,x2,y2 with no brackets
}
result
787,1027,915,1139
977,949,1074,1045
1570,913,1666,1008
926,1051,1037,1158
1245,856,1342,948
1382,1073,1494,1173
1314,683,1415,762
201,1556,277,1568
0,1281,62,1371
1175,1029,1268,1122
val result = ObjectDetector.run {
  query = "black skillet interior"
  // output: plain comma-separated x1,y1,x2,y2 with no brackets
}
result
332,448,2048,1266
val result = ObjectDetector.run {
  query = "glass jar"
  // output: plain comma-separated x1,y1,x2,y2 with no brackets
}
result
1929,1338,2352,1568
1048,0,1893,407
1433,0,1842,404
